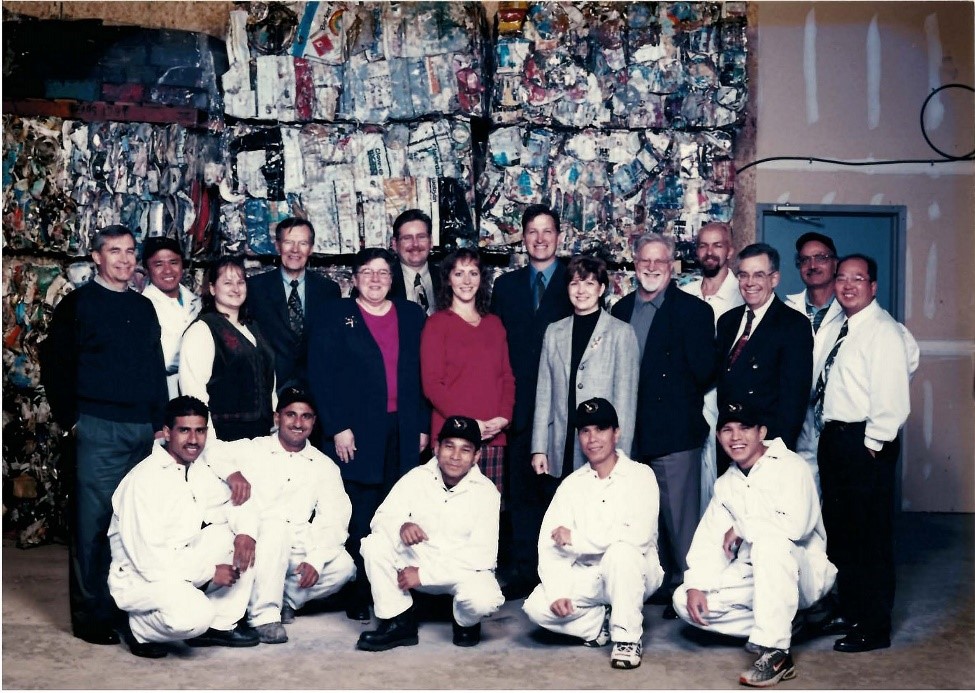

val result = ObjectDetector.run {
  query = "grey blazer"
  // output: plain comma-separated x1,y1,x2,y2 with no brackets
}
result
532,309,640,478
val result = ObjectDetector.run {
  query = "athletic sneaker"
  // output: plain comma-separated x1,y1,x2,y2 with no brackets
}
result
610,641,642,669
739,648,797,687
583,606,611,647
745,641,772,654
254,622,288,644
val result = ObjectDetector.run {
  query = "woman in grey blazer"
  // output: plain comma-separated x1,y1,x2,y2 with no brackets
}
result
531,256,640,480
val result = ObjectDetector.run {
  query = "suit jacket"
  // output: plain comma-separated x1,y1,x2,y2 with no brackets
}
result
532,309,640,477
247,267,340,391
489,261,573,434
388,261,441,305
612,281,718,459
306,297,429,485
715,296,814,448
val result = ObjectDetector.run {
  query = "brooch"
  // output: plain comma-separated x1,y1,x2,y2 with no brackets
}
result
345,316,356,328
589,336,603,350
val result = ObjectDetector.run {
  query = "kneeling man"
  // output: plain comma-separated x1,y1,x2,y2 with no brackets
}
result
108,396,260,658
357,415,504,651
673,402,837,687
227,388,356,644
523,398,663,670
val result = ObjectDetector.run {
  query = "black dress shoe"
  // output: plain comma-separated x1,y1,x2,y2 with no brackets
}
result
833,631,891,653
661,604,678,620
186,626,259,648
346,604,372,622
356,608,419,651
817,614,854,636
452,620,481,647
124,632,168,658
73,624,121,645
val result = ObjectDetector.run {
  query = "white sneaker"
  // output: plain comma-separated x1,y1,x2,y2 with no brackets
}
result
610,641,642,669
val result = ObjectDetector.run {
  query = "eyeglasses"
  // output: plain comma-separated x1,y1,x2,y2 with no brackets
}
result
835,274,871,284
357,269,392,279
635,258,672,268
736,271,777,282
796,253,835,267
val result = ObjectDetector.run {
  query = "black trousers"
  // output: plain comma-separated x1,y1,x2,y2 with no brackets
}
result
818,420,898,636
505,429,558,580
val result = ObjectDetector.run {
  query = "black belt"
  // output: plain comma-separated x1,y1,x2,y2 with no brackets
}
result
823,420,866,431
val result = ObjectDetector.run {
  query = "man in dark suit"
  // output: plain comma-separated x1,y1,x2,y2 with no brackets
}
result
612,233,717,618
490,203,573,598
388,209,440,315
715,243,813,473
246,217,340,391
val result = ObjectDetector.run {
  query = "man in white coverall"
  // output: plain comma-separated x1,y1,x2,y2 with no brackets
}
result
108,396,260,658
673,402,837,687
356,415,504,651
223,388,356,644
523,397,663,671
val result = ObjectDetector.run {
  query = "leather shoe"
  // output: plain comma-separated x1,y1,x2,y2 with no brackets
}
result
346,604,372,622
73,624,120,645
833,631,891,653
357,608,418,651
817,614,854,636
452,621,481,647
662,604,678,620
186,626,259,648
124,631,168,658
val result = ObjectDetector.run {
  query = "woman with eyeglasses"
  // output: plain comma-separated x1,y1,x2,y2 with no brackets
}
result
180,255,276,441
307,247,429,622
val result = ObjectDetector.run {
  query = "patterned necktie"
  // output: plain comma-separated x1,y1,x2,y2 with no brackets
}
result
534,272,547,311
808,304,828,333
728,309,754,366
413,273,429,313
813,318,849,431
287,279,303,335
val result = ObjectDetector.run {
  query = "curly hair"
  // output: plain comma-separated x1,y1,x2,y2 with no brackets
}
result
436,248,490,315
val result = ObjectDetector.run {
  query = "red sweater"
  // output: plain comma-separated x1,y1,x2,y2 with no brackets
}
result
420,310,515,446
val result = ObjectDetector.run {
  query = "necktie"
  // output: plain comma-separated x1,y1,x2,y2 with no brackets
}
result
728,309,754,366
808,304,828,333
287,279,303,335
534,272,547,311
413,273,429,313
813,318,849,431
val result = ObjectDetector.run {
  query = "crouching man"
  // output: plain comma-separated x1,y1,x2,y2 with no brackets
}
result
673,402,837,687
356,415,504,651
108,396,260,658
523,398,663,670
225,388,356,644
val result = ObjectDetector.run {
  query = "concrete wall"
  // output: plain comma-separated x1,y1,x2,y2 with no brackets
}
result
753,2,975,511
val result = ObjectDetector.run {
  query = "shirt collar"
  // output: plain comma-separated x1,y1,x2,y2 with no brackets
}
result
281,268,305,286
749,294,776,321
267,433,316,460
805,293,833,314
401,263,429,283
530,261,558,285
94,275,128,292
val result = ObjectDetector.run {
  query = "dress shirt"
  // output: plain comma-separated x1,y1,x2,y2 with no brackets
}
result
630,291,666,358
401,263,435,314
537,451,660,599
682,438,829,593
369,458,500,586
681,270,744,325
142,283,202,399
221,435,351,568
529,261,559,294
730,294,775,346
280,268,306,314
108,443,259,586
822,300,911,450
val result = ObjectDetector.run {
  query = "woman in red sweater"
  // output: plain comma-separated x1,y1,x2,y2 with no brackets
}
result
420,248,515,493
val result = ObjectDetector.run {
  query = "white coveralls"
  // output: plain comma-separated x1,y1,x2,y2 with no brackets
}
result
523,451,664,644
223,435,356,626
107,444,259,644
673,438,837,650
359,459,504,627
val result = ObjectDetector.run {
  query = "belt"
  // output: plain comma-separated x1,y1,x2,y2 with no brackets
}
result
823,420,866,431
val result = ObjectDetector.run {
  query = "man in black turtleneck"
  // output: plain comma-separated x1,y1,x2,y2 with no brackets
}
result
42,225,169,646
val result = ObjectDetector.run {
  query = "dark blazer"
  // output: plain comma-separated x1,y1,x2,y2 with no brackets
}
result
489,261,573,434
714,296,814,448
306,297,429,485
247,267,340,391
388,261,441,304
612,281,718,460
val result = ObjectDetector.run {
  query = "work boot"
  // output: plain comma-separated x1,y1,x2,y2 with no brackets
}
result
452,620,481,647
254,622,288,644
356,607,419,652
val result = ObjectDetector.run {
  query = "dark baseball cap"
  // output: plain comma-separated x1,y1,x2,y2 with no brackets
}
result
795,232,837,256
438,415,482,447
276,387,317,414
575,398,619,430
142,236,183,266
717,402,764,429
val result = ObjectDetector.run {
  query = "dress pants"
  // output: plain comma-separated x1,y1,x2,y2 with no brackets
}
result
673,538,836,650
647,448,701,587
505,429,552,579
360,532,504,627
109,524,255,644
248,519,356,626
72,414,154,631
523,543,664,643
818,420,898,637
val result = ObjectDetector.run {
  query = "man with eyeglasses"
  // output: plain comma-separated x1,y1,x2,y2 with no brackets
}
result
817,254,913,654
388,209,440,315
715,243,813,474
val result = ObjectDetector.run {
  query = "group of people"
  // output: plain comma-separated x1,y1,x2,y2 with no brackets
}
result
40,203,916,687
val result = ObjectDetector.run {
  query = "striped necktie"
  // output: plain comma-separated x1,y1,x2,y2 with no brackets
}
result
813,318,849,431
728,309,754,366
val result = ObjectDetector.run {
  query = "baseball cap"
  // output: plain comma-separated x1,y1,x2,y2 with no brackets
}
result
575,397,619,430
438,415,481,447
795,231,837,256
276,387,316,413
716,402,763,429
142,236,183,266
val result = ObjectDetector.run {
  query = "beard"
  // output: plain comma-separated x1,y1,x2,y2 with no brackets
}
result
701,264,722,278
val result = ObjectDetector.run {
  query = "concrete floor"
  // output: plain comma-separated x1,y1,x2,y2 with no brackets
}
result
3,513,973,690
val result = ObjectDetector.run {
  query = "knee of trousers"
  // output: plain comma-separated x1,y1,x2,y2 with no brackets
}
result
599,543,645,578
454,575,504,619
154,590,215,640
522,585,554,626
671,583,693,623
748,536,799,573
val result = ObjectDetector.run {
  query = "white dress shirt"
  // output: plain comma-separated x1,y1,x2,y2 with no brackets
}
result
537,451,660,599
142,283,202,399
681,270,744,325
823,300,911,450
730,294,775,345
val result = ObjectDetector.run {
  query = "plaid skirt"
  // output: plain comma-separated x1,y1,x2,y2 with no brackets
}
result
478,444,505,497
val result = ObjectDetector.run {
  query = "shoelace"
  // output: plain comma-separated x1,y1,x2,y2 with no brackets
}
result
753,649,784,671
614,642,639,655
